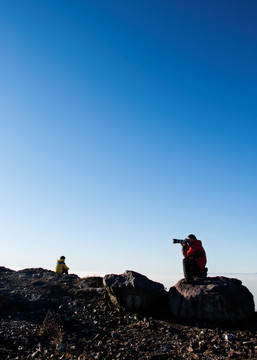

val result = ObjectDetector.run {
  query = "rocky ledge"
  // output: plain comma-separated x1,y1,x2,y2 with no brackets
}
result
0,267,257,359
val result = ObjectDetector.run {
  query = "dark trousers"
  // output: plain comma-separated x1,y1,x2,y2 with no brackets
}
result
183,257,202,281
62,268,68,274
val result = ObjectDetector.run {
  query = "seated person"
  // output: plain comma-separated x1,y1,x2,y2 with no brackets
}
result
55,256,69,274
182,234,207,281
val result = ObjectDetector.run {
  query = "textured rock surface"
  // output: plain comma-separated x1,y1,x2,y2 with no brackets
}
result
168,276,255,323
0,267,257,359
103,270,166,312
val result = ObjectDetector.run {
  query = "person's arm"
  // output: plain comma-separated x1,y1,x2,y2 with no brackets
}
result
186,246,194,258
187,247,205,261
181,243,189,257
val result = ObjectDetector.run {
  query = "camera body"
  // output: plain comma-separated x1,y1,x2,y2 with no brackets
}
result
173,238,188,245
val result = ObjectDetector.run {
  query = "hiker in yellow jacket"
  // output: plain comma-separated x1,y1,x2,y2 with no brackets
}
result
55,256,69,274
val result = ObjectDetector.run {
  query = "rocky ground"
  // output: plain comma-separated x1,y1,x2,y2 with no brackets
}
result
0,267,257,360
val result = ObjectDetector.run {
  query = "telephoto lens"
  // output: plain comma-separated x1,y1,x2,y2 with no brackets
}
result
173,239,181,244
173,238,187,244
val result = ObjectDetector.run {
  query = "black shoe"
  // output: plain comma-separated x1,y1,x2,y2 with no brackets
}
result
202,267,208,277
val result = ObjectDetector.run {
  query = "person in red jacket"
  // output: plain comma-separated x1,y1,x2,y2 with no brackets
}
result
182,234,207,281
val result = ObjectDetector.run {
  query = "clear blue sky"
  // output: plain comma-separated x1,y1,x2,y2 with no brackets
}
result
1,1,257,284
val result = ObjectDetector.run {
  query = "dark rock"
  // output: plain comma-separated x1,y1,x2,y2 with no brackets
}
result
168,276,255,323
80,276,104,288
0,267,256,360
0,266,15,274
103,270,166,312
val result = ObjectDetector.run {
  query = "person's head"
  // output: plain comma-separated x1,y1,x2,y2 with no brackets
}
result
186,234,197,244
60,256,66,260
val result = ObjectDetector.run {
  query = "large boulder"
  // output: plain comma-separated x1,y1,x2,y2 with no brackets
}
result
103,270,167,312
168,276,255,323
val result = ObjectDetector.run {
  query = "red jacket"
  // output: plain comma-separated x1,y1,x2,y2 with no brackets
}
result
182,239,207,269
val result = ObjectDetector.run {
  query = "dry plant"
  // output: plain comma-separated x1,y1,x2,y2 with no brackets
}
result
38,310,64,343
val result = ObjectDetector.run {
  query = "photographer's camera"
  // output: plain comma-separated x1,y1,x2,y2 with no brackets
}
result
173,238,188,245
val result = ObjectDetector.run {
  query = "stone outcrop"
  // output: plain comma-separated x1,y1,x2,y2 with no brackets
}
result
103,270,166,312
168,276,255,323
0,267,257,359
